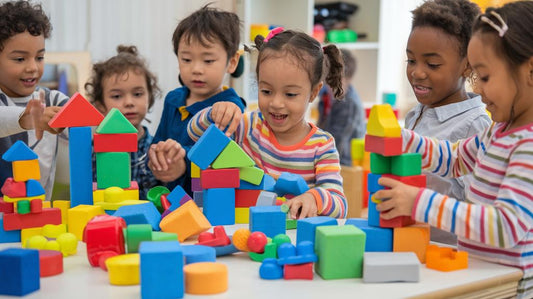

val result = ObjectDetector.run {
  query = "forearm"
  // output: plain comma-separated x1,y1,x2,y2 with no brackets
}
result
0,106,26,137
187,107,213,142
308,186,347,218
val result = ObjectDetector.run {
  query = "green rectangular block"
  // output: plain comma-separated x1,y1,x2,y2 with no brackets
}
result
96,152,131,189
239,166,264,185
391,153,421,176
315,225,366,279
370,153,391,174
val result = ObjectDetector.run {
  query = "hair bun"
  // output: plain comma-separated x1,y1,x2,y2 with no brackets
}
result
116,45,138,56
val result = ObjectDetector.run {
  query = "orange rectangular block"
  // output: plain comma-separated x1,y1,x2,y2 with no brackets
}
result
364,135,402,157
93,133,138,152
159,200,211,242
13,159,40,182
393,223,430,263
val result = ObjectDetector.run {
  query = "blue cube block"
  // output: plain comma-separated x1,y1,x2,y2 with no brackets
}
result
0,216,20,243
140,241,183,299
203,188,235,225
0,248,40,296
114,202,161,231
249,206,286,238
345,218,393,252
187,124,231,170
296,216,337,245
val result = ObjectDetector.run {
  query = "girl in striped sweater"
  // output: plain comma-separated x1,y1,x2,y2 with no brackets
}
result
188,28,347,219
375,2,533,297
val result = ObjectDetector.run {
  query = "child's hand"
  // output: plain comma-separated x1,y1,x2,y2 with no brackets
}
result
374,177,421,219
148,139,187,182
210,102,242,136
285,193,318,219
19,91,63,139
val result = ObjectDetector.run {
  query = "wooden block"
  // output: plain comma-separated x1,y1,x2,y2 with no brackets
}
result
96,108,137,134
364,134,402,157
391,153,422,176
366,104,401,137
200,168,240,189
67,204,105,240
93,133,138,152
393,223,430,263
187,124,230,170
96,152,131,189
341,165,363,218
426,244,468,271
211,140,255,169
13,159,40,182
1,140,38,161
48,92,104,128
159,200,211,242
3,208,61,231
184,262,228,295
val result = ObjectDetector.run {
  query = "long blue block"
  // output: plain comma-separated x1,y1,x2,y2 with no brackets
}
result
0,216,20,243
69,127,93,207
187,124,230,170
367,194,380,227
140,241,183,299
167,185,192,211
367,173,383,193
203,188,235,225
249,206,286,238
114,202,161,231
0,248,40,296
296,216,337,245
345,218,393,252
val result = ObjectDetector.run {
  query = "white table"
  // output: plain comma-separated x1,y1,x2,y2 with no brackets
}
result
0,224,523,299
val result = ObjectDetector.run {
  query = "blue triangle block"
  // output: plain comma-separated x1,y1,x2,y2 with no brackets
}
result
2,141,38,162
26,179,45,197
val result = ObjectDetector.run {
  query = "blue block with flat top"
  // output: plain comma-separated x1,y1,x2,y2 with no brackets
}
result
368,194,380,227
113,202,161,231
140,241,183,299
69,126,93,207
367,173,383,193
182,245,216,264
0,215,20,243
203,188,235,225
296,216,337,245
249,206,286,238
239,173,276,191
0,248,40,296
187,124,230,170
274,172,309,196
345,218,393,252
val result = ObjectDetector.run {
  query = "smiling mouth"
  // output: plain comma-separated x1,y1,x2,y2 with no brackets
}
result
270,113,287,120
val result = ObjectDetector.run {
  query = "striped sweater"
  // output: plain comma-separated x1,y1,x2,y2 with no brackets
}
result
189,108,347,218
404,122,533,298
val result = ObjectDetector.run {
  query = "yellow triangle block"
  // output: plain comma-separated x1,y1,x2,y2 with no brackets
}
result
366,104,401,137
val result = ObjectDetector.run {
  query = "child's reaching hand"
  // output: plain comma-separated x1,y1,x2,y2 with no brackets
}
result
374,177,421,220
210,101,242,137
19,91,63,139
148,139,186,182
286,192,318,219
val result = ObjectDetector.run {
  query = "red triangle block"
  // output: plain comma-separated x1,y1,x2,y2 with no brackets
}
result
48,92,104,128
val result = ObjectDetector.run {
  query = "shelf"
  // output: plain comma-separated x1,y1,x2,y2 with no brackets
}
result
332,42,379,50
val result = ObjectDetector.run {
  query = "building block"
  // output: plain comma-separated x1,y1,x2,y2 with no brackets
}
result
25,179,45,197
0,248,40,296
12,159,40,182
52,200,70,224
200,168,240,189
382,173,427,188
213,242,239,256
182,245,217,264
249,205,286,238
184,262,228,295
366,104,401,137
140,241,184,299
286,218,297,230
48,92,104,128
296,216,337,245
187,124,231,170
67,204,105,240
1,178,26,197
197,226,231,247
341,165,363,219
30,198,42,213
391,153,422,176
345,218,393,252
42,201,50,208
394,223,430,263
151,231,178,242
260,258,283,280
239,173,276,191
3,208,61,231
364,134,402,157
249,242,278,262
84,215,126,268
351,138,365,164
235,189,260,207
370,153,391,174
235,207,249,224
105,253,140,285
69,126,93,207
191,162,200,178
211,140,255,169
162,185,191,212
146,185,170,213
367,172,384,193
284,262,314,280
124,224,152,253
21,227,41,248
96,152,131,189
239,166,264,185
363,252,420,283
96,108,137,134
367,194,381,227
193,191,203,207
0,215,20,243
426,244,468,271
93,186,140,205
203,188,235,226
2,140,38,162
17,200,30,214
277,241,317,265
159,200,211,242
274,172,309,196
315,225,365,279
380,214,416,228
93,133,138,152
256,191,277,206
39,250,63,277
3,194,45,203
42,223,67,238
113,202,161,231
0,198,14,214
191,177,201,192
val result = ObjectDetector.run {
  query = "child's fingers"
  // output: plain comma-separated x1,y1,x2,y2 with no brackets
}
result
373,189,393,202
378,177,402,189
148,145,163,171
376,199,395,212
379,207,400,220
288,200,302,220
28,99,44,140
224,109,241,137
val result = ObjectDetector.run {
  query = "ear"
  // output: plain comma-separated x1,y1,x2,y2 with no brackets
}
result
226,51,240,74
309,82,324,103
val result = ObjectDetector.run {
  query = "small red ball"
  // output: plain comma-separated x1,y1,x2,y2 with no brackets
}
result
247,231,268,253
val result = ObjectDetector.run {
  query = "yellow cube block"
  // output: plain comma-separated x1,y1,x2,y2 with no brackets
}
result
67,204,104,240
235,207,249,224
52,200,71,224
12,159,40,181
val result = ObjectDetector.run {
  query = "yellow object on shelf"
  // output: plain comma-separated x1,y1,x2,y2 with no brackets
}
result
250,24,269,42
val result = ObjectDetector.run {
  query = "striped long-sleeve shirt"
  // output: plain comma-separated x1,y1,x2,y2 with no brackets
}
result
189,108,347,218
403,122,533,298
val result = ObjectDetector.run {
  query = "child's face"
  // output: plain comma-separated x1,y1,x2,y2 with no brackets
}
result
406,26,469,108
0,31,45,98
101,69,149,129
177,36,238,103
257,54,321,144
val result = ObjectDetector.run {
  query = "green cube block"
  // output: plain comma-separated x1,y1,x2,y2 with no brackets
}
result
370,153,391,174
96,152,131,189
315,225,366,279
391,153,422,176
16,200,30,214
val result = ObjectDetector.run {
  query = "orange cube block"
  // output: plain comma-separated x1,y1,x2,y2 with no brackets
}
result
393,223,430,263
159,200,211,242
426,244,468,271
13,159,40,181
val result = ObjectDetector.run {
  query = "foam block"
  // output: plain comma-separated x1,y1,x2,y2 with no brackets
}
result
140,241,184,299
345,218,392,252
48,92,104,128
93,133,138,152
200,168,240,189
364,134,402,157
0,248,40,296
113,202,161,231
3,208,61,231
203,188,235,225
2,140,38,161
296,216,337,245
187,124,230,170
211,140,255,169
69,126,93,207
96,108,137,134
159,200,211,242
363,252,420,283
249,206,286,238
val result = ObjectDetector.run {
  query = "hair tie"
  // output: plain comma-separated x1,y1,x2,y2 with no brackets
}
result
481,11,508,37
264,27,284,42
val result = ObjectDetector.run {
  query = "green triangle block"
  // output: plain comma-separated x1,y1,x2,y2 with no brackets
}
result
96,108,138,134
211,140,255,169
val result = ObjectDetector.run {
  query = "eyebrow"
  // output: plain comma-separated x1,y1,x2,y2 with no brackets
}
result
406,49,442,58
10,49,45,55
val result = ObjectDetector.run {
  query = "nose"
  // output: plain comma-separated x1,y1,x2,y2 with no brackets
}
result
410,65,427,80
124,94,134,106
192,61,203,74
270,94,284,109
25,59,38,73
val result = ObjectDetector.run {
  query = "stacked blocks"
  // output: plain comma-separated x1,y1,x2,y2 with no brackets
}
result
0,248,40,296
140,241,184,299
345,218,392,252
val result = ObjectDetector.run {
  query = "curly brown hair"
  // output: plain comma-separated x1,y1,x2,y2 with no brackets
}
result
0,0,51,51
85,45,161,110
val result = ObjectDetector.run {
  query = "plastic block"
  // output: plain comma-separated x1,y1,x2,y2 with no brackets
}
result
69,126,93,207
184,262,228,295
105,253,140,285
12,159,40,182
364,134,402,157
249,205,286,238
284,262,314,280
114,202,161,231
124,224,152,253
39,250,63,277
235,189,260,207
0,215,20,243
25,179,45,197
380,214,416,228
345,218,393,252
3,208,61,231
51,200,70,224
191,177,201,192
193,191,203,207
30,199,42,213
366,104,401,137
256,191,277,206
96,152,131,189
296,216,337,245
197,226,231,247
363,252,420,283
249,242,277,262
182,245,217,264
166,185,193,211
17,199,30,214
382,173,426,188
146,186,170,213
48,92,104,128
393,223,430,263
0,248,40,296
0,198,14,214
187,124,231,170
84,215,126,267
96,108,137,134
93,133,138,152
191,162,200,178
260,258,283,280
367,172,384,193
391,153,422,176
277,241,317,265
370,153,391,174
3,140,38,162
315,225,365,279
1,178,26,197
151,231,178,241
159,200,211,242
211,140,255,169
140,241,184,299
203,188,235,226
367,195,380,227
67,204,105,240
238,166,264,185
426,244,468,271
200,168,240,189
274,172,309,196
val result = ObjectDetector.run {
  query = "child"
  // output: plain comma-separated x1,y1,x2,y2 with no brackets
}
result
85,45,163,200
404,0,491,244
317,49,365,166
188,28,347,219
0,0,69,201
148,5,246,195
375,2,533,297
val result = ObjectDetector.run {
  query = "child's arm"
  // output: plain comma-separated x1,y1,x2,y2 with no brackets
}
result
188,102,242,140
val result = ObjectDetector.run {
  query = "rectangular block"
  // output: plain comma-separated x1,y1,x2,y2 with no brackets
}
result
235,207,249,224
191,178,201,192
52,200,70,224
187,124,230,170
370,153,391,174
69,126,93,207
249,206,286,238
0,215,21,243
67,205,105,240
96,152,131,189
12,159,40,182
140,241,183,299
93,133,138,152
391,153,422,176
203,188,235,225
345,218,393,252
235,189,260,207
364,134,402,157
239,166,264,185
363,252,420,283
3,208,61,231
200,168,240,189
382,174,426,188
394,223,430,263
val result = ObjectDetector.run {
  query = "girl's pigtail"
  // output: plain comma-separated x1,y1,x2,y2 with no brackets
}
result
323,44,344,98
